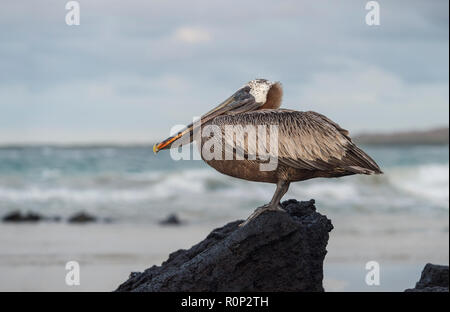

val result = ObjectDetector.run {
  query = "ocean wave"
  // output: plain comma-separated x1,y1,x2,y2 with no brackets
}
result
0,163,448,219
388,164,449,204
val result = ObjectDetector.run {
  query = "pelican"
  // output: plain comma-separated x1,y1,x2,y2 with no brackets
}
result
153,79,382,226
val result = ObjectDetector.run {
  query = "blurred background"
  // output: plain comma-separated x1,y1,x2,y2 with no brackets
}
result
0,0,448,291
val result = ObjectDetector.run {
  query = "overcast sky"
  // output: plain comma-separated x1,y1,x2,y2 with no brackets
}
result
0,0,448,143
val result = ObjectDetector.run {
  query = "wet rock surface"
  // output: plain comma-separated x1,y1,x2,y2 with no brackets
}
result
116,199,333,292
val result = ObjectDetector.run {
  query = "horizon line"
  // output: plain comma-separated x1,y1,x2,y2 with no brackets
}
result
0,125,447,147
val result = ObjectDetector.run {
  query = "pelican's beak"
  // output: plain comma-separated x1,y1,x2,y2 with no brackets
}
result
153,86,254,153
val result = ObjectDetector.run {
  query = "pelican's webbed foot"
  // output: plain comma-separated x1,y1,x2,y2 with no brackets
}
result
238,203,285,227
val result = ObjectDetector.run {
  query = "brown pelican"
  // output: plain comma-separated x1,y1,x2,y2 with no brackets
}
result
153,79,382,226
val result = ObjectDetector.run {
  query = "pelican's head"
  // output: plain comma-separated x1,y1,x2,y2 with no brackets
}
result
153,79,282,153
246,79,283,109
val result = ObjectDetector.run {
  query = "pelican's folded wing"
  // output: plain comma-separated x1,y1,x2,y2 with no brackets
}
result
212,109,382,174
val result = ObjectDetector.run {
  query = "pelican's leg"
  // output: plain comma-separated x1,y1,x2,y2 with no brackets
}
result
239,181,290,227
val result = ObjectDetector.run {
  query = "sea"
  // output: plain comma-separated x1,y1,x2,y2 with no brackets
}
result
0,144,448,223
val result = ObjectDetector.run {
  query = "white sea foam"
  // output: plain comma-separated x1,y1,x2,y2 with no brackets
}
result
0,162,448,220
388,164,449,206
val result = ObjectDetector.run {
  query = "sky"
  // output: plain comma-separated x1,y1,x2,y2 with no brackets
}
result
0,0,448,144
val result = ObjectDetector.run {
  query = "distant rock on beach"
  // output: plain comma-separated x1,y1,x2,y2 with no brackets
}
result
2,211,60,223
2,211,42,223
405,263,449,292
2,210,107,224
116,199,333,292
158,213,183,226
67,212,98,223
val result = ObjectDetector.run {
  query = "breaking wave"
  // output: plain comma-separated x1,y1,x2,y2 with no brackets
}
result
0,145,447,221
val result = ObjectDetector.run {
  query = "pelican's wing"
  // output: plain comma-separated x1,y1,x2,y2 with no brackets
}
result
211,110,382,174
275,110,382,173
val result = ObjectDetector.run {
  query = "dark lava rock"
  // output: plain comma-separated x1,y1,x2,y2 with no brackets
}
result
116,199,333,292
405,263,449,292
68,212,97,223
3,211,43,222
159,213,182,226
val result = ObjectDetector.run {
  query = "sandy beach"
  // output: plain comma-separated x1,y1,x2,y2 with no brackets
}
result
0,212,447,292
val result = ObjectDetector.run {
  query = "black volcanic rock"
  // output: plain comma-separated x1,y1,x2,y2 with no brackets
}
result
405,263,449,292
2,211,43,222
159,213,183,226
68,212,97,223
116,199,333,292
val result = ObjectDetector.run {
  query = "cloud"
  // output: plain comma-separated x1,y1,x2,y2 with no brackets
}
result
288,65,449,132
173,26,212,44
0,73,214,143
0,0,448,143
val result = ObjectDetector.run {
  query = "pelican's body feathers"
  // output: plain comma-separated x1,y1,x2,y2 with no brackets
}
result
202,109,381,184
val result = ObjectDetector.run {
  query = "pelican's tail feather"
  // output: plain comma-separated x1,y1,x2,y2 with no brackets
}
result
344,145,383,175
